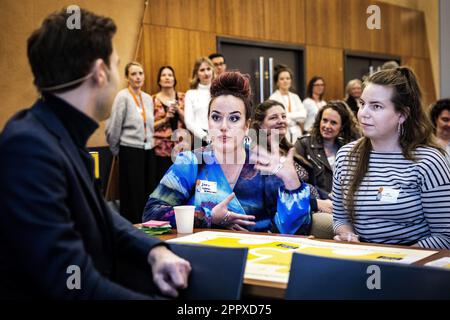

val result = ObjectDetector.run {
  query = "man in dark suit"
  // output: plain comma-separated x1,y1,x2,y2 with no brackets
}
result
0,7,191,299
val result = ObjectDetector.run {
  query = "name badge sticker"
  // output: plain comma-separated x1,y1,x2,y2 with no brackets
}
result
376,187,400,203
196,180,218,194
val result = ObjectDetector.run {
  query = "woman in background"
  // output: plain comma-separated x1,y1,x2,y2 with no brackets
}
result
344,79,362,118
106,62,156,223
295,100,360,195
429,98,450,163
269,64,306,143
251,99,334,238
184,57,215,147
303,76,327,133
152,65,186,182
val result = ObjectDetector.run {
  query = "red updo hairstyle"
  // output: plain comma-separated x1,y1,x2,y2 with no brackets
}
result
209,71,253,120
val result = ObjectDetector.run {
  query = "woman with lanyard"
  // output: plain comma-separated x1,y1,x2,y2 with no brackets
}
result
152,66,186,183
106,61,160,223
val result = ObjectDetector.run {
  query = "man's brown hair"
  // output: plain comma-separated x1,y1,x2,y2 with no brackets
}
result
27,7,117,93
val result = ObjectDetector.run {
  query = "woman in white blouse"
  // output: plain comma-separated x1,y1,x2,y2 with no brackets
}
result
303,76,327,133
269,64,306,143
184,57,215,147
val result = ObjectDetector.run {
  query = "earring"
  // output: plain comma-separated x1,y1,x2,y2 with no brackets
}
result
397,122,404,136
243,135,252,146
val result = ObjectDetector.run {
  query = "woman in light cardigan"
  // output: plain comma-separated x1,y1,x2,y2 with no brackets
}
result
269,64,306,143
184,57,215,148
106,61,164,223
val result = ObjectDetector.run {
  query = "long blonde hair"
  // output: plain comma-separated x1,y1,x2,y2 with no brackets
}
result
189,57,215,89
345,67,442,220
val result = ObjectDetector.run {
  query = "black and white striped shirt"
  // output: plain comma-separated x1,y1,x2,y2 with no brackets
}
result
333,140,450,249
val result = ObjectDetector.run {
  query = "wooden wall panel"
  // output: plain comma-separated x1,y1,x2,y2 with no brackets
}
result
146,0,216,32
306,46,344,100
0,0,145,147
402,57,436,107
263,0,305,44
141,25,216,95
306,0,343,48
216,0,266,39
400,8,428,58
343,0,401,56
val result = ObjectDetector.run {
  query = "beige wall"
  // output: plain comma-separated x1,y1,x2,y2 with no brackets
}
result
379,0,440,97
0,0,145,146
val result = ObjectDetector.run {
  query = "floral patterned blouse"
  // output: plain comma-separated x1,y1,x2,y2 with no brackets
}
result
152,92,186,157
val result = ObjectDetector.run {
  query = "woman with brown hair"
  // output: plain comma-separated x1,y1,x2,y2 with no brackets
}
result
144,72,313,235
303,76,327,133
333,67,450,249
152,65,186,182
429,98,450,164
251,99,335,238
295,100,360,194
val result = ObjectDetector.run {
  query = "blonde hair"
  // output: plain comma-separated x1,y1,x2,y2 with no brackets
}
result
124,61,143,78
189,57,215,89
345,79,362,99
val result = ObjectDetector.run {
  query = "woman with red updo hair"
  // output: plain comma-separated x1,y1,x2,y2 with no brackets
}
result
144,72,313,235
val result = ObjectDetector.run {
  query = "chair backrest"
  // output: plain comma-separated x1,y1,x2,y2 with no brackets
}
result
170,243,248,300
286,252,450,300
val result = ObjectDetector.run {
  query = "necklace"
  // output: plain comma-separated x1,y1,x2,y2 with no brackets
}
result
222,163,244,190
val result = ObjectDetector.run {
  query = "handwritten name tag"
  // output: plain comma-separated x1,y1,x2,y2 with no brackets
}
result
376,187,400,203
196,180,217,194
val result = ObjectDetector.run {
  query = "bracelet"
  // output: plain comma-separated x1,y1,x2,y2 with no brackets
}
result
272,156,286,175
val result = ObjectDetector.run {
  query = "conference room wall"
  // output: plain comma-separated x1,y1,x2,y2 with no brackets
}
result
140,0,436,111
0,0,143,147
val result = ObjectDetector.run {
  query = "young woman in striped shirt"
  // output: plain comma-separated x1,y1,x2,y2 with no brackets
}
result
333,67,450,249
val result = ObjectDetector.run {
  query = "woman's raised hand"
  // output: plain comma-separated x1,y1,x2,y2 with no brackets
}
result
250,141,300,190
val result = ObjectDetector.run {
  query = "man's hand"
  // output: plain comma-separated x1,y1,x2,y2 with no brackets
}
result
147,245,191,298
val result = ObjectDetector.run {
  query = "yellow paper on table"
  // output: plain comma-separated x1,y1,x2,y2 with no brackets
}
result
425,257,450,269
168,231,437,284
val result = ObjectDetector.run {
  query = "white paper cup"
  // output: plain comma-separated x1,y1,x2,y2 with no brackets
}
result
174,205,195,234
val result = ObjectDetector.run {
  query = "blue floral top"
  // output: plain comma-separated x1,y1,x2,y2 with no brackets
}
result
143,146,312,234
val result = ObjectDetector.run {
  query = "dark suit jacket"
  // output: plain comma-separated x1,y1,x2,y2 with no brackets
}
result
0,99,162,299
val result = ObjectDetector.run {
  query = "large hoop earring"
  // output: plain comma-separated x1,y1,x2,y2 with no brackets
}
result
243,135,252,146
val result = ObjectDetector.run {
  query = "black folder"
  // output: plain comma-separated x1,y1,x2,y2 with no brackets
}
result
286,252,450,300
170,243,248,300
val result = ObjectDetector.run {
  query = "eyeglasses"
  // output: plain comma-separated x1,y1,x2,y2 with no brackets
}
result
313,83,325,87
213,62,225,67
